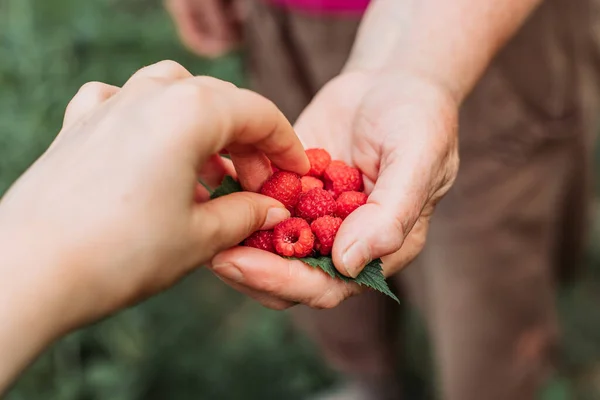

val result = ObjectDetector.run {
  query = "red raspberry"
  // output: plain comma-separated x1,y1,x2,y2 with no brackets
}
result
336,191,368,219
273,218,315,257
260,171,302,212
323,162,364,197
301,176,324,192
306,148,332,177
243,230,275,253
295,188,336,222
311,215,343,256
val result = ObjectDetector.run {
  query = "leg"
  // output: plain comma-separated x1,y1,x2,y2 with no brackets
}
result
398,59,593,400
243,1,360,122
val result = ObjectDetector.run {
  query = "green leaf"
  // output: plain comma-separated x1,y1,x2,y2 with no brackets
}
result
211,176,399,303
210,175,242,199
287,256,399,303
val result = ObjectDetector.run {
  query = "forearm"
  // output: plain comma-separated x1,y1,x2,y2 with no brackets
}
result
344,0,543,102
0,228,70,394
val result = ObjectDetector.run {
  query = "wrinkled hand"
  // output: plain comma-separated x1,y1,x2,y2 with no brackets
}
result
209,71,459,309
0,60,308,332
165,0,243,58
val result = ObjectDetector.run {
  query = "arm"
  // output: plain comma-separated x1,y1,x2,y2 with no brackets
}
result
198,1,549,306
0,60,308,394
345,0,543,101
0,235,67,392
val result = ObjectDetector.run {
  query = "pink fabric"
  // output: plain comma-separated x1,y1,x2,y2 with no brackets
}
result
269,0,370,14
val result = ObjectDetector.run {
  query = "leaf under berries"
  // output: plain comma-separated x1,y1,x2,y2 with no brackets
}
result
287,256,399,303
210,175,242,199
211,175,399,303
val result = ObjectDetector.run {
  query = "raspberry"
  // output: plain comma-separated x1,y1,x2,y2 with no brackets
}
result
311,215,343,256
260,171,302,212
295,188,336,222
301,176,324,192
306,148,332,177
273,218,315,257
323,162,364,197
336,191,368,219
243,230,275,253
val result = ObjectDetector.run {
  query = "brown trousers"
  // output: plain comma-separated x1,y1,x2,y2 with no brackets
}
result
243,1,600,399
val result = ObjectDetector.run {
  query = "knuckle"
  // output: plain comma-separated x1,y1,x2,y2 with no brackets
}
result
232,193,261,231
77,81,111,98
150,59,189,78
264,300,292,311
390,214,410,246
193,75,237,89
310,287,344,310
64,81,113,122
167,80,216,109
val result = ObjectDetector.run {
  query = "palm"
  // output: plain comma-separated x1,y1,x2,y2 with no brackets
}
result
295,71,459,274
210,71,459,309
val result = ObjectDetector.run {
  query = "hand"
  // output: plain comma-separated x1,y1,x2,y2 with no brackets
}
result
208,71,459,309
165,0,243,58
0,60,308,338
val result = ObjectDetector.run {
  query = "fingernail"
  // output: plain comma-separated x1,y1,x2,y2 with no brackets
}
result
261,207,290,230
342,241,371,278
212,263,244,283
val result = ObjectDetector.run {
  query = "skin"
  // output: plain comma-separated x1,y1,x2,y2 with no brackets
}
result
0,60,311,393
170,0,543,309
165,0,243,58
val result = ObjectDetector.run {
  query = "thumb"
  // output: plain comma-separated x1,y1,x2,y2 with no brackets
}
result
331,150,438,278
191,192,290,263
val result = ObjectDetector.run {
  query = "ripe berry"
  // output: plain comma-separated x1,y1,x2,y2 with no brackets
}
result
311,215,343,256
273,218,315,257
295,188,336,222
336,191,368,219
243,230,275,253
260,171,302,212
301,176,324,192
323,162,364,197
306,148,332,177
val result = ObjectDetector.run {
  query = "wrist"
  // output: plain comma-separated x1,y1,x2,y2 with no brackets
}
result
339,68,461,116
343,61,466,107
0,223,77,390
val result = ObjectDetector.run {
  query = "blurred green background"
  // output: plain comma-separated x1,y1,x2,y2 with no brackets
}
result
2,0,600,399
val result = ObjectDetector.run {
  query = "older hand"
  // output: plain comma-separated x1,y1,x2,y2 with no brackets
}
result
209,70,459,309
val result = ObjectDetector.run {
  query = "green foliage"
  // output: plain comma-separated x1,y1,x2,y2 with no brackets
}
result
288,256,399,302
209,175,242,199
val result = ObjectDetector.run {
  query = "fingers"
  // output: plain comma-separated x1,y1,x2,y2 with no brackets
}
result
214,274,296,310
209,247,362,308
332,144,440,278
120,63,308,189
124,59,193,85
198,154,231,189
379,216,431,276
192,191,290,262
62,82,119,128
191,85,309,189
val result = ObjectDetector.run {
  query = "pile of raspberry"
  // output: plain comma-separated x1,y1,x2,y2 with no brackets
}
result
243,148,368,258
